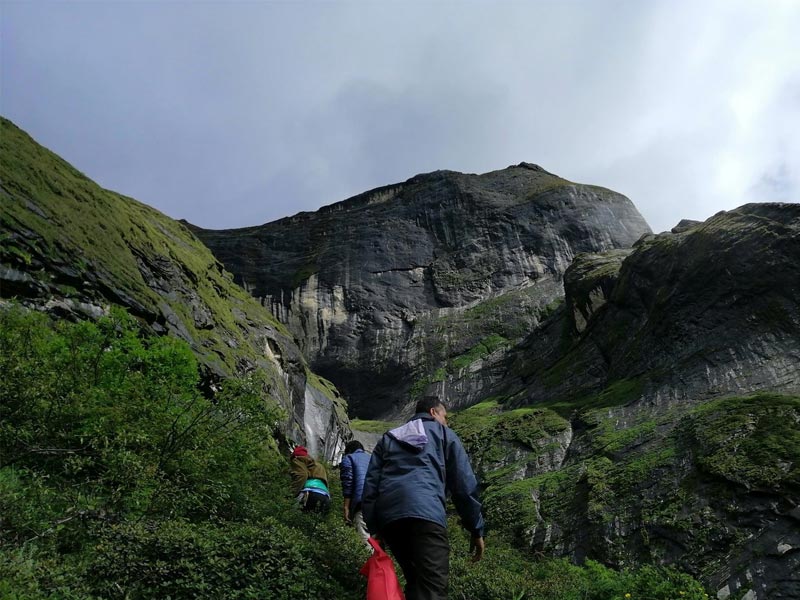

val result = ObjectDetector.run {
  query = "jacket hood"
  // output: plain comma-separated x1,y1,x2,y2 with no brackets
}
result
388,419,428,450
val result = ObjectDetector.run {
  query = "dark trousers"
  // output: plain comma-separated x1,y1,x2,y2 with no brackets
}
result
382,518,449,600
298,490,331,514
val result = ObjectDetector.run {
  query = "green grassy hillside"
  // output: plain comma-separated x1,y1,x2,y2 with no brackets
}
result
1,116,351,456
1,116,289,377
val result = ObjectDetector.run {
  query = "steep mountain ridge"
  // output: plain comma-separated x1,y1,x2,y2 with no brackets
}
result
0,117,347,459
191,162,652,417
528,203,800,409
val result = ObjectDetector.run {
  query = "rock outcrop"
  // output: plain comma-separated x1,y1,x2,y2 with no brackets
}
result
515,203,800,410
190,163,651,417
0,117,348,460
468,204,800,599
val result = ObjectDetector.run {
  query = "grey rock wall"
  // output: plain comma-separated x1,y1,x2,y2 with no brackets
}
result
192,163,651,418
493,203,800,599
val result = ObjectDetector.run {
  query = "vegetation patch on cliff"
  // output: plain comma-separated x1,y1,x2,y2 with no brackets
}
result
349,419,401,434
466,387,799,591
679,393,800,491
450,399,570,490
449,334,510,371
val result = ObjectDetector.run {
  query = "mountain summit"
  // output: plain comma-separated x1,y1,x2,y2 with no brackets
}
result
190,163,651,417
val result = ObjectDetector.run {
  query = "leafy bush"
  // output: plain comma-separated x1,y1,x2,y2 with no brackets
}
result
0,541,100,600
449,525,707,600
0,306,283,527
0,305,367,598
89,517,363,599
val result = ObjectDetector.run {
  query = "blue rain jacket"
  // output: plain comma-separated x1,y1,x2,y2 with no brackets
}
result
340,448,371,513
362,413,485,537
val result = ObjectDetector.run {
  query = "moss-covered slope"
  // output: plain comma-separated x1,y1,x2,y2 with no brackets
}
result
452,393,799,600
0,116,348,457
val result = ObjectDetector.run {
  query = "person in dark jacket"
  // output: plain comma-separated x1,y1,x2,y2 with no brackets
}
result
289,445,331,514
362,397,485,600
340,440,371,542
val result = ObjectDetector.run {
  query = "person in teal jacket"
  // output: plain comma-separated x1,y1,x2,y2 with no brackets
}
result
362,397,485,600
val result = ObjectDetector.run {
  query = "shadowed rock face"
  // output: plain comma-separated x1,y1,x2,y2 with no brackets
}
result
477,203,800,600
516,203,800,411
190,163,651,417
606,203,800,403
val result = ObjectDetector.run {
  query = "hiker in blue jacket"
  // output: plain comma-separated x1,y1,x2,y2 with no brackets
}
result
340,440,372,542
362,396,485,600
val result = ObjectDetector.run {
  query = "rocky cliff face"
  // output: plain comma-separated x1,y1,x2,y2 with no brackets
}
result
512,203,800,410
6,115,797,598
191,163,651,417
470,391,799,600
0,117,348,460
460,204,800,600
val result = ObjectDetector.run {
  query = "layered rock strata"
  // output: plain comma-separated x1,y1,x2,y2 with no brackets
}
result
478,204,800,599
191,163,651,417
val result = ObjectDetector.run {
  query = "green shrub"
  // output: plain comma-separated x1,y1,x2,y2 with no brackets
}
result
89,517,361,599
0,544,97,600
0,306,285,526
448,524,707,600
0,305,365,598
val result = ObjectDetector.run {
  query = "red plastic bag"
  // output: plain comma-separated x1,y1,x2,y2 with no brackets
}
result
360,537,405,600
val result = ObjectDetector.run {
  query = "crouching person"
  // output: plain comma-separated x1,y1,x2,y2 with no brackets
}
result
290,445,331,514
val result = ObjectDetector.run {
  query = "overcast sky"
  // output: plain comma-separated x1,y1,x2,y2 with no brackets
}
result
2,1,799,233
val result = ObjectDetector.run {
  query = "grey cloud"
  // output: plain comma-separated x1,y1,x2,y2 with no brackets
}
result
751,164,796,203
2,1,798,233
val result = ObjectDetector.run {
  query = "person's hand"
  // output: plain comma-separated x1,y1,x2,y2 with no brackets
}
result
470,535,485,562
343,508,352,525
